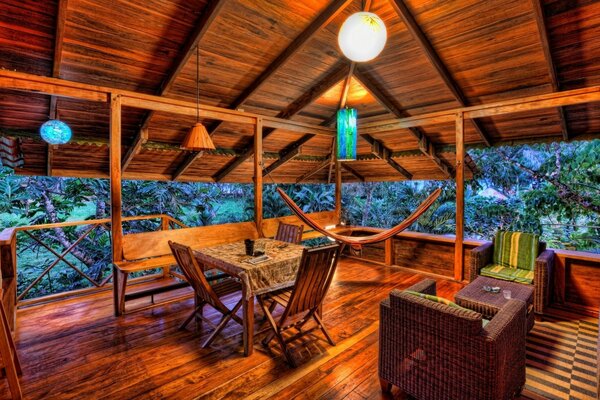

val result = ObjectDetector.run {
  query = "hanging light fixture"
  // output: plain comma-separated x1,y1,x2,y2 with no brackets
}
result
40,106,72,146
336,108,357,161
338,12,387,62
181,46,215,151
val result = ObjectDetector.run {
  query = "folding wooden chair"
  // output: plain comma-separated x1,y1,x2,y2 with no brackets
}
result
168,241,243,348
257,243,341,367
274,222,304,244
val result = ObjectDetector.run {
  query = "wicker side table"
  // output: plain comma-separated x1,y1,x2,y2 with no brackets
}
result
455,276,535,332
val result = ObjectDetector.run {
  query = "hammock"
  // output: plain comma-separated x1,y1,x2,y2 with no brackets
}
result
276,187,442,248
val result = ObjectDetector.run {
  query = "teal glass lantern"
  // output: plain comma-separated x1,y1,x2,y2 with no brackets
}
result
40,120,72,145
336,108,357,161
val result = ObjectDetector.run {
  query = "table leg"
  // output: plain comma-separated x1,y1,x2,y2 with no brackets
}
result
242,284,254,356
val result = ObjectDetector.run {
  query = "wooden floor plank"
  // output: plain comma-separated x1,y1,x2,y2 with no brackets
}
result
0,258,584,399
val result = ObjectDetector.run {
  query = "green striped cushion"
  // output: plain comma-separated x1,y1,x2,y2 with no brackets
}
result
493,231,539,271
480,264,534,284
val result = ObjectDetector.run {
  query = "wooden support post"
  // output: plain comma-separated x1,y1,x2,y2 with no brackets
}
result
109,94,124,316
161,216,171,278
254,118,263,237
454,112,465,281
384,238,394,266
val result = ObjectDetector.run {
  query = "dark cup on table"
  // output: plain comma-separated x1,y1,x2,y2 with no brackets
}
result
244,239,254,256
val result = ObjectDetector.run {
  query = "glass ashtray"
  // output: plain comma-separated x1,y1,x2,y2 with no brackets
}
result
482,285,501,293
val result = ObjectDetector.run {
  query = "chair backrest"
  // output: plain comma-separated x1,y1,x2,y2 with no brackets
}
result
284,243,341,318
493,231,540,271
168,241,228,313
274,222,304,244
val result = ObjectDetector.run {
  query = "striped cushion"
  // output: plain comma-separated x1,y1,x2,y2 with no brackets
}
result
480,264,534,284
493,231,539,271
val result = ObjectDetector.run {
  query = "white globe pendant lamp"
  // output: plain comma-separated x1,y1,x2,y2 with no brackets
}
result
338,12,387,62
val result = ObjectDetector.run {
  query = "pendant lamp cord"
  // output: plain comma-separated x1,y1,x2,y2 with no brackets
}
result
196,45,200,123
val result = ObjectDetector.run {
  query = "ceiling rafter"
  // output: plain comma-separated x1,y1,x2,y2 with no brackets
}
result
200,0,352,181
211,61,351,182
531,0,569,141
262,134,313,177
361,134,412,179
123,0,229,171
341,162,365,181
353,68,452,178
389,0,492,147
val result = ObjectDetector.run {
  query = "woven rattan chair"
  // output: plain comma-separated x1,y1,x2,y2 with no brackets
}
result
468,232,554,315
257,243,341,367
274,222,304,244
379,279,527,400
168,241,243,348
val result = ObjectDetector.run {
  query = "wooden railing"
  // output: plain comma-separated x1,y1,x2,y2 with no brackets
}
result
0,214,187,308
347,227,600,317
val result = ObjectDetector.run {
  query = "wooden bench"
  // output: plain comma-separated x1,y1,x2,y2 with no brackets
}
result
114,221,259,314
114,211,345,315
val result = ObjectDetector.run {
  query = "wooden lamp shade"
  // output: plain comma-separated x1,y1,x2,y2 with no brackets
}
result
181,122,215,151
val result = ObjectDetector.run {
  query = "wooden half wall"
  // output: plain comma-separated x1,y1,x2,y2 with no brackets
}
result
349,228,600,317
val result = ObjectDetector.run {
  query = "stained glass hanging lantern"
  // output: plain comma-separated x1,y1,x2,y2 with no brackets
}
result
40,119,72,145
336,108,357,161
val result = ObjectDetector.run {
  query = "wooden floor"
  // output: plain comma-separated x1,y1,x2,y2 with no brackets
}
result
0,258,554,399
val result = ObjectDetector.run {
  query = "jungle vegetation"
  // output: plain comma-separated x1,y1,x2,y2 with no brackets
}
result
0,140,598,299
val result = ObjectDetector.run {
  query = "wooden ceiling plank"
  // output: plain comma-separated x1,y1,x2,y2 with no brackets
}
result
341,162,365,182
211,61,349,182
159,0,229,96
353,68,452,178
207,0,353,138
389,0,492,147
530,0,569,141
127,0,228,173
296,156,332,183
362,134,412,179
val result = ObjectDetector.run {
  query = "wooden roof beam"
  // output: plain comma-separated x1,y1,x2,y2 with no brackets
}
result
361,134,412,179
263,134,314,176
341,162,365,181
390,0,492,147
531,0,569,141
126,0,229,171
353,68,453,178
211,61,351,182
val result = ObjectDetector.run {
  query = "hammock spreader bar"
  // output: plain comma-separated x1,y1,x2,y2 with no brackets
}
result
276,187,442,247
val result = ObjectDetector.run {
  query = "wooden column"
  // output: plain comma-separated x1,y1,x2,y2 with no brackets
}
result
109,93,124,316
254,117,263,237
454,112,465,281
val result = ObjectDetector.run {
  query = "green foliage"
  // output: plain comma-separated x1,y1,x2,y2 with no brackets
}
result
1,139,598,301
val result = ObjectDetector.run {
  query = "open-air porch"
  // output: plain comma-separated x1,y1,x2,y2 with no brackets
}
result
0,0,599,398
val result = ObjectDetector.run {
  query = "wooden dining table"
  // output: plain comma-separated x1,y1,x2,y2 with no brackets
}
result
194,238,304,356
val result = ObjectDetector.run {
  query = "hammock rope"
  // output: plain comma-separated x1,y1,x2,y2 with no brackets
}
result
276,187,442,248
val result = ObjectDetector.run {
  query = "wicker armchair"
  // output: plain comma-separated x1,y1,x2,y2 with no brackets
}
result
379,279,527,400
469,236,554,315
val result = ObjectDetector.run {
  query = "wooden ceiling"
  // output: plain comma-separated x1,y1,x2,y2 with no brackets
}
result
0,0,599,183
